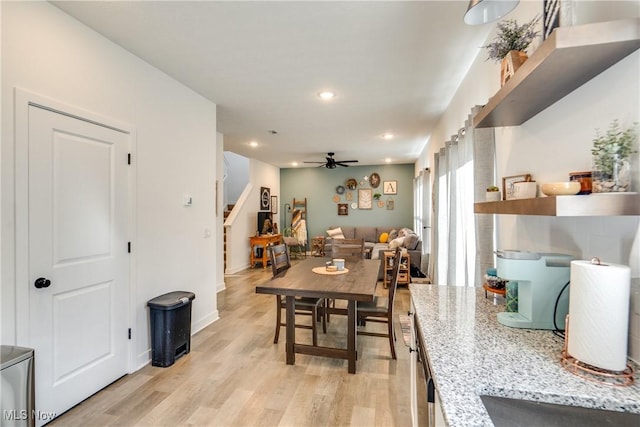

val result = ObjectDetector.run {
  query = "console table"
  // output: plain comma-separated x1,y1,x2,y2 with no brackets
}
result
249,234,282,268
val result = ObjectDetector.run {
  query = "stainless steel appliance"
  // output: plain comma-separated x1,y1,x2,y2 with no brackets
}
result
402,302,445,427
1,345,35,427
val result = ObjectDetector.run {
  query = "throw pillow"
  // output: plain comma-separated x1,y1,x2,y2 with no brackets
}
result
379,232,389,243
398,227,414,237
326,227,345,240
403,233,419,250
388,229,398,241
389,236,405,249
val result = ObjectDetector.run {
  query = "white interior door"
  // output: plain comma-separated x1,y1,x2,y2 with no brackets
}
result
27,105,130,424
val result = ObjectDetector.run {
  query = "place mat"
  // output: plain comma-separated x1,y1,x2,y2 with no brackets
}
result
312,267,349,276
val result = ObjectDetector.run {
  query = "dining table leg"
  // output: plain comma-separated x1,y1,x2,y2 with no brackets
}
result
347,300,357,374
285,295,296,365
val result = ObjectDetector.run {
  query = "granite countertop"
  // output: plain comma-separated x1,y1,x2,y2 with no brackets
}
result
409,284,640,427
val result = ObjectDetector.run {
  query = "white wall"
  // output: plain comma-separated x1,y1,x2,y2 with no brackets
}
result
224,151,250,208
1,1,219,369
216,133,226,292
224,159,280,274
416,1,640,361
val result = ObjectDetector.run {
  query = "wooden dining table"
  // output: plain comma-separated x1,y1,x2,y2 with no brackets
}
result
255,257,379,374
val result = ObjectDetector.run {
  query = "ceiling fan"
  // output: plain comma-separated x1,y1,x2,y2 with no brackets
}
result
304,152,359,169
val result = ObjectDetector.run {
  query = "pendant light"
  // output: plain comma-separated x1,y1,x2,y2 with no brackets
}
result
464,0,519,25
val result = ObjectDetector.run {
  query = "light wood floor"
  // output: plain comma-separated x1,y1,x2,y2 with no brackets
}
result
50,259,423,426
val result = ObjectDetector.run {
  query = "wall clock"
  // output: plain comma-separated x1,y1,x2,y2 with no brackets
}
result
358,188,372,210
260,187,271,210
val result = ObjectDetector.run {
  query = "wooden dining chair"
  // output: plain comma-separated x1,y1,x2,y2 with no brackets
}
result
270,243,326,345
356,247,401,359
331,238,364,259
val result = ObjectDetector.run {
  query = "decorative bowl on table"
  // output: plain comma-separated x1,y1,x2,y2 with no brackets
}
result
541,182,581,196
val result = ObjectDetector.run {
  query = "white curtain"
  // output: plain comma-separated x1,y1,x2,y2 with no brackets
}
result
413,169,431,273
431,107,495,286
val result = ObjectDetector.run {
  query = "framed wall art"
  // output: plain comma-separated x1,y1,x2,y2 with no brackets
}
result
260,187,270,210
270,195,278,214
369,172,381,188
502,174,532,200
338,203,348,216
383,180,397,195
543,0,560,39
386,198,395,210
358,188,372,209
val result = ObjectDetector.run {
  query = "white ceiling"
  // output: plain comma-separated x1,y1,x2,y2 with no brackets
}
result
52,1,494,168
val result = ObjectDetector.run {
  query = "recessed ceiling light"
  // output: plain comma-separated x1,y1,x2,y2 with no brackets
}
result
318,91,336,100
381,132,395,140
249,141,258,147
292,161,298,167
385,158,392,163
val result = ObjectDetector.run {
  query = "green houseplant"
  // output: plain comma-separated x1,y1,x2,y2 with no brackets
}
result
483,16,540,86
485,185,501,201
483,16,540,62
591,120,638,192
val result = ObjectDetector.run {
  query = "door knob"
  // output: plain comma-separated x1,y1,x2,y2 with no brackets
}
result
34,277,51,289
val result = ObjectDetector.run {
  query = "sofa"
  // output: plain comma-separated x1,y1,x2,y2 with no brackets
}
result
324,226,423,279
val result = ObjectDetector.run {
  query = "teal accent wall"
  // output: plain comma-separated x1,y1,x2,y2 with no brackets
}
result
280,164,415,240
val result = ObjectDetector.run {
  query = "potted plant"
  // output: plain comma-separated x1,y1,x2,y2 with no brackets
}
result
591,120,638,192
486,185,501,202
373,193,382,200
483,16,540,86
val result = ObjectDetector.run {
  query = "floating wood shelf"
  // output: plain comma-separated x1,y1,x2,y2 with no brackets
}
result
474,193,640,216
474,18,640,128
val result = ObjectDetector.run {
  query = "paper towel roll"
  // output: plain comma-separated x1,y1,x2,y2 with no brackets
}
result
567,260,630,371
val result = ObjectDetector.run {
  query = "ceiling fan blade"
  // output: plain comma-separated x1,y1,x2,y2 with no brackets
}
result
304,153,358,169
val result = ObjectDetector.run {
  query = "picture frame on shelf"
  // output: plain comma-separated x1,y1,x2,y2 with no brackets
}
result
383,180,397,195
543,0,560,40
503,174,532,200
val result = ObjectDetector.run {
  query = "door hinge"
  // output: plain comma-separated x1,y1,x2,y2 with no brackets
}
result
128,242,131,253
128,328,132,340
127,153,131,165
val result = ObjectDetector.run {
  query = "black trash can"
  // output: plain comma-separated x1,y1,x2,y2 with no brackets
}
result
147,291,196,367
